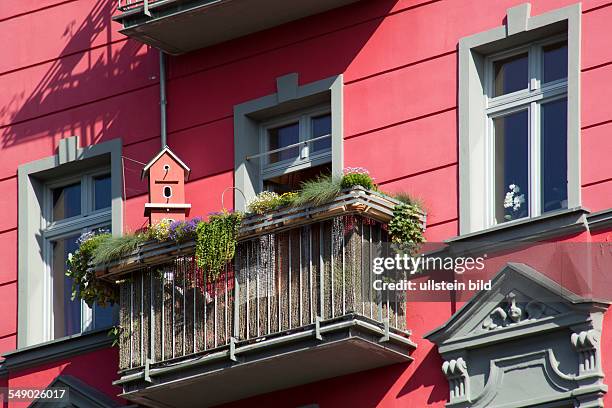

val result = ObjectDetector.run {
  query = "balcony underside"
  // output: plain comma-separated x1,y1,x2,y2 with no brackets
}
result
117,315,415,408
114,0,362,55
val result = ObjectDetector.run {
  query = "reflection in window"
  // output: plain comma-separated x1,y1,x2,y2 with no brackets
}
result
311,114,332,153
543,42,568,83
268,123,299,164
541,98,568,212
52,183,81,221
52,235,81,338
264,163,331,194
94,174,112,210
494,110,529,223
493,53,528,96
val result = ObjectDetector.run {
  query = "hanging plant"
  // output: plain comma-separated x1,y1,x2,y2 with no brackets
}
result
66,231,119,307
195,211,243,281
388,202,425,254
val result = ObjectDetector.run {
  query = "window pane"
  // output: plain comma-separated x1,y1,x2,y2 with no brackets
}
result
493,53,528,96
94,303,118,330
541,98,568,213
268,123,299,164
52,183,81,221
494,110,529,223
543,41,567,83
264,163,331,194
52,235,81,339
94,174,112,210
311,114,331,153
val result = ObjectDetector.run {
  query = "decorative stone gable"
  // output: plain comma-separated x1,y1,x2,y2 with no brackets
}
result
425,263,609,408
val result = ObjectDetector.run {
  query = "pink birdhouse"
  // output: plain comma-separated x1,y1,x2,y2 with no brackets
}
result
141,147,191,225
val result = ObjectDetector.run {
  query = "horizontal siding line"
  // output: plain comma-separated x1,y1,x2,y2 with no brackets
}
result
0,174,17,183
167,0,443,83
345,106,457,140
345,49,457,85
123,134,162,148
582,59,612,73
583,1,612,13
0,38,129,79
0,82,157,131
377,162,457,186
0,0,78,23
122,114,233,148
0,227,17,236
426,218,459,228
582,118,612,130
0,332,16,340
0,280,17,288
582,177,612,188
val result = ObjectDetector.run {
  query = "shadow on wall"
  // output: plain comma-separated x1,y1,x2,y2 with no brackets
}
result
397,346,448,405
0,0,155,151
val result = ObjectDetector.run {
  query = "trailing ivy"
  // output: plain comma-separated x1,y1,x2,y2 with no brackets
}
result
66,232,119,307
195,211,243,281
388,203,425,254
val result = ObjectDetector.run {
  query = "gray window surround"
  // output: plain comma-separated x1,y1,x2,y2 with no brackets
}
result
233,73,343,211
459,2,581,235
17,136,123,348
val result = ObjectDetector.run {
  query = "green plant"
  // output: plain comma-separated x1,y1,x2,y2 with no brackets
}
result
66,232,119,307
340,172,374,190
248,191,299,214
108,325,124,347
91,232,148,265
292,174,343,207
392,191,425,211
195,211,243,280
388,203,425,254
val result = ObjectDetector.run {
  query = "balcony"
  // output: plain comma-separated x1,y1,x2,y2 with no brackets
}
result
101,189,420,407
113,0,362,55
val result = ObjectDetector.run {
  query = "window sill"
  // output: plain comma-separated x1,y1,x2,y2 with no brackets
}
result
1,328,113,373
449,207,590,244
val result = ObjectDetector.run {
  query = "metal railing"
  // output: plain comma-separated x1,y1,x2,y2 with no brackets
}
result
118,214,407,371
117,0,164,13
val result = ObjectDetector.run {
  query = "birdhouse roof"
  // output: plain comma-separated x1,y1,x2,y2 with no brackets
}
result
141,147,191,180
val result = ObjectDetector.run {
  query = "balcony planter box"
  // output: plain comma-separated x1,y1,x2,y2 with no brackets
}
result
95,187,426,279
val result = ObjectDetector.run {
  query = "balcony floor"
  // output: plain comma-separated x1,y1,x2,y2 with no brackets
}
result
117,315,415,408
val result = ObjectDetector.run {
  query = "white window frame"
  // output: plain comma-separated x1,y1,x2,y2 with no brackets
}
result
483,34,568,227
258,104,332,191
41,166,114,340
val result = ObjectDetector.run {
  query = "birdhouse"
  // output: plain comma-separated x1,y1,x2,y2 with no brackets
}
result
141,147,191,226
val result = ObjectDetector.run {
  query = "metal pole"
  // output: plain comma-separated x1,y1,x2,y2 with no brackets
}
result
159,50,168,149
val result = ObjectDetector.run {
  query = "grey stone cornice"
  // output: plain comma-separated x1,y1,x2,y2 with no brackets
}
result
1,329,113,373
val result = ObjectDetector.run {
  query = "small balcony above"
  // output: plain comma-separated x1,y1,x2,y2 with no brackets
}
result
113,0,362,55
100,189,421,407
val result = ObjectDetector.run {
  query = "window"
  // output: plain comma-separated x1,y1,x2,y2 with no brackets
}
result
486,38,568,225
258,106,332,193
457,3,580,235
233,73,343,211
43,169,117,339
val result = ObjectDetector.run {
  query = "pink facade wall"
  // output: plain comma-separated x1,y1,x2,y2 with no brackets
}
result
2,0,612,406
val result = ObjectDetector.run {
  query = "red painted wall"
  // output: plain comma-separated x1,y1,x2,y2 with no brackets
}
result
2,0,612,406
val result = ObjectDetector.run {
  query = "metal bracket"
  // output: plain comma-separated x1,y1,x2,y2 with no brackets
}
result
315,316,323,341
144,358,153,383
143,0,151,17
229,337,238,362
379,318,390,343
